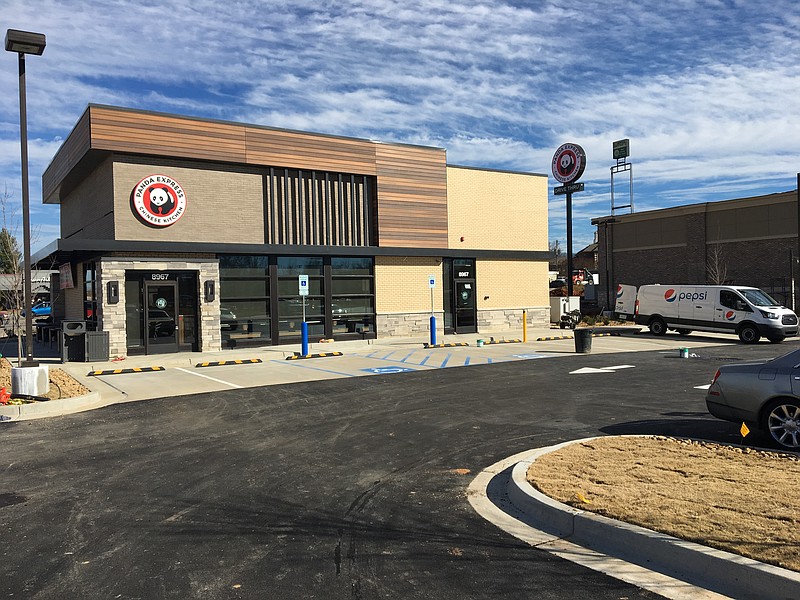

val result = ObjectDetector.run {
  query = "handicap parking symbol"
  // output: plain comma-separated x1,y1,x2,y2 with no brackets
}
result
513,354,550,360
362,366,416,374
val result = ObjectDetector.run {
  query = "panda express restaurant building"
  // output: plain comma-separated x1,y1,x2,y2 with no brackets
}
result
35,105,549,357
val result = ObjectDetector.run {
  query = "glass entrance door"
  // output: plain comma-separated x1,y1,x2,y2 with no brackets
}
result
145,281,178,353
455,280,477,333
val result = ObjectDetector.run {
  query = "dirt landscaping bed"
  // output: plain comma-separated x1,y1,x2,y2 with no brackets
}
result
526,435,800,572
0,357,90,401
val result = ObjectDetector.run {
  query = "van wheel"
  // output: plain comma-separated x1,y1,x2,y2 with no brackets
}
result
676,329,692,336
738,324,761,344
767,336,785,343
649,317,667,336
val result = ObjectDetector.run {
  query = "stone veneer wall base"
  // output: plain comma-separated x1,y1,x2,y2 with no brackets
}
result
378,307,548,337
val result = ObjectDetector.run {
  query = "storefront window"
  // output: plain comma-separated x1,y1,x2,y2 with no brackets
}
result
277,257,323,276
277,257,324,341
331,257,372,275
219,255,376,346
220,256,271,348
331,257,374,336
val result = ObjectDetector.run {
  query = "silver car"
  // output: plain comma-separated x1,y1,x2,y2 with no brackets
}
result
706,348,800,450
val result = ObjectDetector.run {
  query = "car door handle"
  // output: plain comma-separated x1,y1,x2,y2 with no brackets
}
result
716,308,722,311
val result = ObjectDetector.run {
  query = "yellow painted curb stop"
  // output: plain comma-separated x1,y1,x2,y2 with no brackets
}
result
286,352,343,360
195,359,263,368
88,366,165,376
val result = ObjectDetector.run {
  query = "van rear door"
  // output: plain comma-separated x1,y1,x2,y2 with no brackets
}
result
615,284,637,319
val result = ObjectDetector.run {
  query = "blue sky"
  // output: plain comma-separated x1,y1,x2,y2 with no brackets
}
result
2,0,800,256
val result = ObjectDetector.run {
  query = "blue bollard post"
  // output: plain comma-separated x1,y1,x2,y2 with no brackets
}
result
430,315,437,347
301,321,309,357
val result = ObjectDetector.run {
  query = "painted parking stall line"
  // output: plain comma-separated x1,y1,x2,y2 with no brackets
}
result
570,365,636,374
175,367,244,388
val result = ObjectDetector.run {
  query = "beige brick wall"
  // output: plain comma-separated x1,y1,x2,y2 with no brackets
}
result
476,260,549,310
375,256,443,313
113,162,264,243
375,257,550,336
446,166,548,251
61,157,115,239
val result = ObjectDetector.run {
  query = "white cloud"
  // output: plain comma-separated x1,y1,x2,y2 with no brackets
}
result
2,0,800,254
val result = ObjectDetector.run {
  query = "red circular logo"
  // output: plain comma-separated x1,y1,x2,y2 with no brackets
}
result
551,143,586,183
132,175,187,227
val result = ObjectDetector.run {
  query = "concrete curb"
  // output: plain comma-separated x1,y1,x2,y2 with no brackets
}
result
508,437,800,600
0,391,107,421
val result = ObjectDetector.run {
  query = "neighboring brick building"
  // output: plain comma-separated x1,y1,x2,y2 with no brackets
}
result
34,105,550,357
592,190,799,312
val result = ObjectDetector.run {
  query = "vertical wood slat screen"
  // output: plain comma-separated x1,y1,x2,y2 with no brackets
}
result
266,169,375,246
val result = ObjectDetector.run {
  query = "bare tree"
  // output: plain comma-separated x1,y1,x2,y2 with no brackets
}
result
549,239,567,275
0,186,25,361
706,240,728,285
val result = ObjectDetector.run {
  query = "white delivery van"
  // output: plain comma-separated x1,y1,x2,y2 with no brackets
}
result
616,284,798,344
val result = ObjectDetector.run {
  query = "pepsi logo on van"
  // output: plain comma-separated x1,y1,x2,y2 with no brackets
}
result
616,285,624,298
664,289,708,302
725,310,736,321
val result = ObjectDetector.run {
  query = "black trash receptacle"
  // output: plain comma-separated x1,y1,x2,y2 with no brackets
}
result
574,328,593,353
61,320,87,362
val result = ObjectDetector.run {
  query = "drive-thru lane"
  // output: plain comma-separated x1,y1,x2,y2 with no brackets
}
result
2,338,793,599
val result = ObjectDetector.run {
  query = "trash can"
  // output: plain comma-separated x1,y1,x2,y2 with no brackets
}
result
85,331,110,361
574,328,593,353
61,320,86,362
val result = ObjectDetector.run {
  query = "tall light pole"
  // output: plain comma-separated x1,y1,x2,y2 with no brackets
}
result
5,29,46,367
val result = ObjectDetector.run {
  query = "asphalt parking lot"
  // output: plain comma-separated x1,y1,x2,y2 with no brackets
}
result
2,329,798,598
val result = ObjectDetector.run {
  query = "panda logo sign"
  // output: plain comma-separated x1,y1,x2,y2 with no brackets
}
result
132,175,187,227
551,143,586,184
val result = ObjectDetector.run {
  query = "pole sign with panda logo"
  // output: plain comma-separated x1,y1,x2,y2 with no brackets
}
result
552,143,586,192
132,175,187,227
551,143,586,297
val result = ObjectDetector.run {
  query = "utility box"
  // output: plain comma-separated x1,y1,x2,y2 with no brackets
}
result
550,296,581,323
61,320,87,362
85,331,110,361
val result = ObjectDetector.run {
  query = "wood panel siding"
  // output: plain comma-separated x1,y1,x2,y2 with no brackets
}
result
375,144,448,248
89,106,248,163
245,127,378,175
42,108,91,203
45,105,452,249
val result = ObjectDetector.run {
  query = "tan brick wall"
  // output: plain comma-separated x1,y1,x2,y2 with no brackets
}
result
375,257,550,336
446,166,548,251
375,256,443,313
61,157,115,239
476,260,549,310
113,162,264,243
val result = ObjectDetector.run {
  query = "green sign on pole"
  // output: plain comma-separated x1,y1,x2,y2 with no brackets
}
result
613,139,630,160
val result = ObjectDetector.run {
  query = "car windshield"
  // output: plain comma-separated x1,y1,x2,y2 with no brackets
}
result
740,289,780,307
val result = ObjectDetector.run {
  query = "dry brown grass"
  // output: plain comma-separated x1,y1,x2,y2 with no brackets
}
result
526,435,800,572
